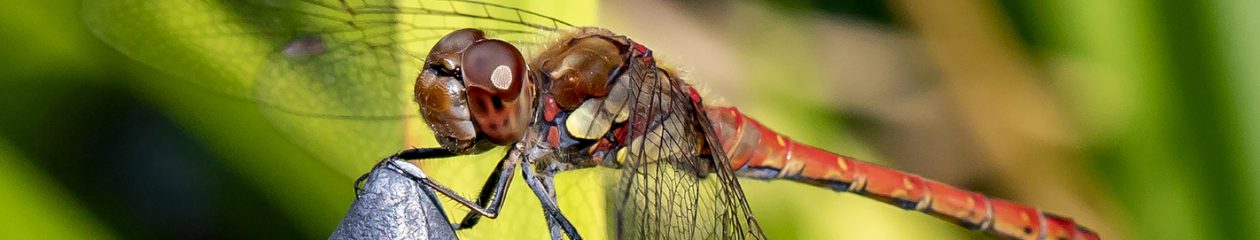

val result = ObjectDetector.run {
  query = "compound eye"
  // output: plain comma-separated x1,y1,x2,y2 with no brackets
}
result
461,39,525,101
427,28,485,71
460,39,528,144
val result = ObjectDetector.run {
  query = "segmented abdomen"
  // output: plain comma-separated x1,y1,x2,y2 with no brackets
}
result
705,106,1099,240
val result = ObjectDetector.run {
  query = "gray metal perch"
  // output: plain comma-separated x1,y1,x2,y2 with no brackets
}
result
331,160,458,240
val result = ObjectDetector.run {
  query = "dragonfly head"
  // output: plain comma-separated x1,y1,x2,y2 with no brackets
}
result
415,29,534,154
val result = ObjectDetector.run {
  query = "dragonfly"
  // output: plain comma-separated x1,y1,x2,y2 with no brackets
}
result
83,0,1100,239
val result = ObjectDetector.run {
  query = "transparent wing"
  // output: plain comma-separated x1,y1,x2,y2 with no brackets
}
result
84,0,570,118
83,0,579,175
607,61,765,239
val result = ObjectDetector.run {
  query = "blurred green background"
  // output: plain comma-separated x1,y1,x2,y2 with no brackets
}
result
1,0,1257,239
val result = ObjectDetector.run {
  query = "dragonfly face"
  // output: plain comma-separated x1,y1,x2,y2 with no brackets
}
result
415,28,534,154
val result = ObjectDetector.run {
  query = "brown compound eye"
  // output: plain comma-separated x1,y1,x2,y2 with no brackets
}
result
426,28,485,72
461,39,528,144
462,39,525,101
414,28,489,153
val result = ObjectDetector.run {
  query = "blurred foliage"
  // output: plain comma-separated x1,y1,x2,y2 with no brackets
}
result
0,139,114,239
0,0,1257,239
1016,0,1260,239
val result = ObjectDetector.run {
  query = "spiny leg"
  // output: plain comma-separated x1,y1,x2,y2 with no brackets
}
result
541,173,563,239
355,148,457,194
456,151,520,229
521,158,582,240
372,147,523,229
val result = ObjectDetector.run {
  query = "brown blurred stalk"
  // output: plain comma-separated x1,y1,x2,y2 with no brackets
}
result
886,0,1115,237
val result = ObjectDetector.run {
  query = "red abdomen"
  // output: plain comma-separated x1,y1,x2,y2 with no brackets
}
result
705,106,1099,240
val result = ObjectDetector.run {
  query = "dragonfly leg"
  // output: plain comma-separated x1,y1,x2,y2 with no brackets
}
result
521,159,582,240
540,173,563,240
455,151,520,229
379,147,522,226
355,148,456,195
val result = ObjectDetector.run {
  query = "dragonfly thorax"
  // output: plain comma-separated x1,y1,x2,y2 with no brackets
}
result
414,29,535,154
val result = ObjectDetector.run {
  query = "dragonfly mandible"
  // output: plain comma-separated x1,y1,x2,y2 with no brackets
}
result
83,0,1100,239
